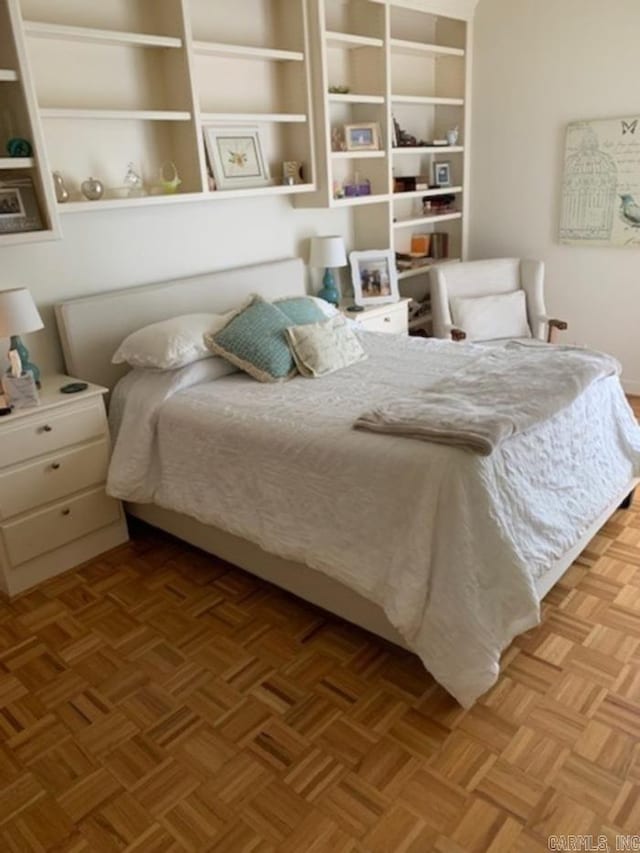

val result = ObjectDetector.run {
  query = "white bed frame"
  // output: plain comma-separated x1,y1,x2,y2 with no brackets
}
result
55,257,638,650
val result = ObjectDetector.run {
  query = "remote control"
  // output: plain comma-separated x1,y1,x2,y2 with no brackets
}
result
60,382,89,394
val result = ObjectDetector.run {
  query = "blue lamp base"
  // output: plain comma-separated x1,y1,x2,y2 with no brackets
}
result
317,268,340,306
9,334,40,388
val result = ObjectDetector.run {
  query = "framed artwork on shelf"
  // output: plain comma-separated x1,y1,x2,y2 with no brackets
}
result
344,123,381,152
204,125,271,190
433,161,452,187
350,249,399,306
0,176,43,234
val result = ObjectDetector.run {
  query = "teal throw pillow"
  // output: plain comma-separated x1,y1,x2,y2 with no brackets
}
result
204,296,296,382
275,296,327,326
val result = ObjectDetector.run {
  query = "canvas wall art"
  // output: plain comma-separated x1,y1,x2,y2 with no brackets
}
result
560,116,640,247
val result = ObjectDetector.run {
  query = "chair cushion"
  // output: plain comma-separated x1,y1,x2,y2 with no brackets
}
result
285,315,366,378
204,296,297,382
451,290,531,341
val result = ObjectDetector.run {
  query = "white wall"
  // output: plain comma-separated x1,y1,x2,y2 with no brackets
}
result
470,0,640,392
1,199,352,374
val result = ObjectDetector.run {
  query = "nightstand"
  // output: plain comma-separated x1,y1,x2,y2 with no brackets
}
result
0,374,128,597
340,298,410,335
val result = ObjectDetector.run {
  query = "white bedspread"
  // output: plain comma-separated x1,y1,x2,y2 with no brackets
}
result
107,334,640,707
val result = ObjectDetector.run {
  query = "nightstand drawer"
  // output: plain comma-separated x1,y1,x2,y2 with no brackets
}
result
1,487,121,567
361,308,408,335
0,401,105,467
0,440,110,519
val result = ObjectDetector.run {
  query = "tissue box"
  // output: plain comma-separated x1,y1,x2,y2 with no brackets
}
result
2,373,40,409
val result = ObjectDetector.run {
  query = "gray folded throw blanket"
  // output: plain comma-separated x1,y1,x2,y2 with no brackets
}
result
354,343,620,455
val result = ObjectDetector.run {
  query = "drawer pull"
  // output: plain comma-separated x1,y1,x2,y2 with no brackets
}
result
62,508,71,516
384,316,391,323
51,463,61,470
40,425,53,433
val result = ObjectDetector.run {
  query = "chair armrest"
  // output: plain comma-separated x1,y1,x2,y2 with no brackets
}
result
451,328,467,342
548,318,568,331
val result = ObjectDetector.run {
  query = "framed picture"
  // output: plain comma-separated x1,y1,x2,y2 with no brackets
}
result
433,161,452,187
203,125,270,190
0,176,43,234
344,123,381,152
350,249,399,306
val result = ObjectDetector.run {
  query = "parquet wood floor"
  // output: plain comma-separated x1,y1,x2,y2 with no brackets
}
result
1,398,639,852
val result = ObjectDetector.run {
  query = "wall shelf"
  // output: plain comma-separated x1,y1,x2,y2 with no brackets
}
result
200,112,307,124
393,211,463,228
393,146,464,155
22,21,183,49
392,95,465,106
331,150,385,159
328,93,385,104
390,39,464,59
325,31,384,49
40,109,192,122
0,156,34,168
0,68,18,81
393,186,463,200
332,194,389,208
398,259,460,281
192,41,303,62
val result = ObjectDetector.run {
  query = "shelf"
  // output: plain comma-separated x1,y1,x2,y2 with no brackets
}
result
0,69,18,82
408,313,432,330
328,93,385,105
393,186,463,200
397,259,460,281
391,95,464,106
393,212,462,228
192,41,303,62
331,150,386,159
393,146,464,155
40,109,192,122
325,31,384,50
58,183,316,212
390,39,464,59
332,193,389,208
23,21,182,49
200,112,307,124
0,157,34,169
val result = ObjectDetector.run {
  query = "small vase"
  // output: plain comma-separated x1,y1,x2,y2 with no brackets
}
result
446,127,459,146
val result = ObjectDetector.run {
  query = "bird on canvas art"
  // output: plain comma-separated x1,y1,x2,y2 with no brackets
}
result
620,194,640,227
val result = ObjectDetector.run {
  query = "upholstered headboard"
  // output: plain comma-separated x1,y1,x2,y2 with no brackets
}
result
55,257,306,389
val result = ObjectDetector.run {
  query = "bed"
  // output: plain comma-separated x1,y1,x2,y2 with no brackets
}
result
55,257,640,707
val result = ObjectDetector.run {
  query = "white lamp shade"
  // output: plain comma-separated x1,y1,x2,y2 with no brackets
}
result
0,288,43,338
309,235,347,269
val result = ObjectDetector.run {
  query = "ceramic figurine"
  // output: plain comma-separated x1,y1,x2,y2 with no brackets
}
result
81,176,104,201
158,160,181,194
446,126,459,146
52,171,69,203
123,162,145,197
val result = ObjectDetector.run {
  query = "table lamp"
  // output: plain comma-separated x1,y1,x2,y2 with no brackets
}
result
309,235,347,305
0,287,44,387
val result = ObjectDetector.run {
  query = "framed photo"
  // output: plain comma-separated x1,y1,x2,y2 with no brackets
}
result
433,161,452,187
350,249,399,306
203,125,270,190
0,176,43,234
344,123,381,152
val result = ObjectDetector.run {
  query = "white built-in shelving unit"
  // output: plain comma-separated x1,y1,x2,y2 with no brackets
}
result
2,0,316,227
0,0,59,245
298,0,471,307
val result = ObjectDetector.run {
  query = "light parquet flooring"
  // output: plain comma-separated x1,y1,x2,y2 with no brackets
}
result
1,398,639,852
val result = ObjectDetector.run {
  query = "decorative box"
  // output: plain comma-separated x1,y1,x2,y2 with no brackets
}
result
2,372,40,409
344,180,371,197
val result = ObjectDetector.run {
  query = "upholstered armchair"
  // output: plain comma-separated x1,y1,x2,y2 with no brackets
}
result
430,258,567,344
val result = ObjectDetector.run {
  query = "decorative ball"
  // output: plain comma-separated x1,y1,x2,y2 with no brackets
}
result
7,137,32,157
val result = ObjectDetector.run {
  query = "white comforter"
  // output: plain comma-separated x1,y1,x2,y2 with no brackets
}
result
107,333,640,707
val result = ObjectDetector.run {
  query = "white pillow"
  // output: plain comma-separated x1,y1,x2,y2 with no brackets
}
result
285,315,366,378
450,290,531,341
112,311,238,369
